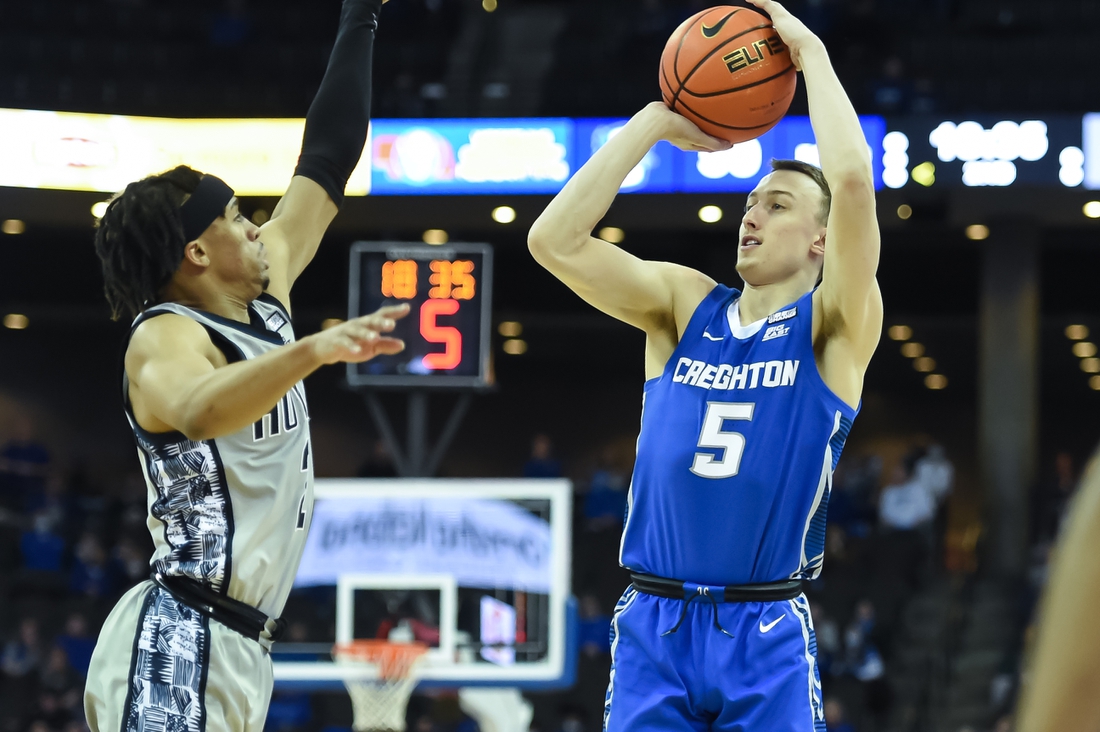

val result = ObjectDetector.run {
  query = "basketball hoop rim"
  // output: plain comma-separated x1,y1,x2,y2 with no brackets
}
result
332,640,430,681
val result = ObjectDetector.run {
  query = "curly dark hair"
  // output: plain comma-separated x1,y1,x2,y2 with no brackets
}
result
93,165,204,320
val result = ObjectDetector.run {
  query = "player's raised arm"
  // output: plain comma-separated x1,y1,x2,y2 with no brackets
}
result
528,103,729,335
750,0,882,354
127,304,409,441
260,0,386,308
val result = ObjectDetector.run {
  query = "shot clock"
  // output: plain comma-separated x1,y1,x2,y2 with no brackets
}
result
347,242,493,388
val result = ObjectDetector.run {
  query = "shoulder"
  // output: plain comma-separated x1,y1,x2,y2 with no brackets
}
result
126,312,219,369
658,264,718,332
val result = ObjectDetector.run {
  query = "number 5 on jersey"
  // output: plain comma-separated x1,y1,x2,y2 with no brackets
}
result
690,402,755,479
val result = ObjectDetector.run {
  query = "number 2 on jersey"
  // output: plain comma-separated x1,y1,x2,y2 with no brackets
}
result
690,402,755,479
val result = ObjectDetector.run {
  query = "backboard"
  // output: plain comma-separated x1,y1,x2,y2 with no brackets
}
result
273,479,577,691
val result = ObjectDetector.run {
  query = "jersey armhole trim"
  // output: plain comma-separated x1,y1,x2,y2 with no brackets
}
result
803,289,860,418
644,284,734,389
122,310,191,445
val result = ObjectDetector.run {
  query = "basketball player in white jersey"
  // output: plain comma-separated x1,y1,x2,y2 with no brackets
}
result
84,1,404,730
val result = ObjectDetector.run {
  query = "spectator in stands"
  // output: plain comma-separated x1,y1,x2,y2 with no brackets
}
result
39,646,80,702
810,601,841,680
824,698,856,732
20,512,66,573
916,443,954,565
2,617,43,680
878,458,935,532
0,414,51,511
583,446,629,532
824,525,850,567
112,535,150,589
23,473,72,538
69,533,118,599
844,600,892,727
55,613,95,678
915,444,953,505
555,704,589,732
577,594,612,658
33,689,75,730
524,435,562,479
1036,450,1077,541
844,600,884,683
829,454,880,538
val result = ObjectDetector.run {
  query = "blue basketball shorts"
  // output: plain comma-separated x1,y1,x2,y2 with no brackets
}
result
603,587,825,732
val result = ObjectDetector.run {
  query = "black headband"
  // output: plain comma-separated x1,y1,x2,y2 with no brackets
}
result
179,175,235,242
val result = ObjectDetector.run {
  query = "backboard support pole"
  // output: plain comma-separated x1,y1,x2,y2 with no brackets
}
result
362,391,474,478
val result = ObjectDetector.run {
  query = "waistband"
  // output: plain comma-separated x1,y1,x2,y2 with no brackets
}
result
151,571,288,652
629,572,804,603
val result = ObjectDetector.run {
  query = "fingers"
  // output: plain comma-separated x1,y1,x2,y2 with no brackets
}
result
345,337,406,363
375,303,411,319
747,0,784,14
371,338,406,356
697,136,734,152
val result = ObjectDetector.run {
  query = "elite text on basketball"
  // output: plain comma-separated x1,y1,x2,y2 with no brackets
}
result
723,36,787,74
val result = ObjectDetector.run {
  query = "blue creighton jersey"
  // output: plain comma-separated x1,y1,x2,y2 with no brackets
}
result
620,285,858,586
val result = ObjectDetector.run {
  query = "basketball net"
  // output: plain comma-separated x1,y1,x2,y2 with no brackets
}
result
333,640,429,732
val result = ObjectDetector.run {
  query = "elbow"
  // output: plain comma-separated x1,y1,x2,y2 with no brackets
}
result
527,225,547,261
527,219,560,264
831,170,875,200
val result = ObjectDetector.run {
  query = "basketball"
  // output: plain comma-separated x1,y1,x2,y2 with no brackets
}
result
659,6,797,144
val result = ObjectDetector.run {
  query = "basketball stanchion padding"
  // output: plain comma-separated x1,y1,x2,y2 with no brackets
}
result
333,640,430,732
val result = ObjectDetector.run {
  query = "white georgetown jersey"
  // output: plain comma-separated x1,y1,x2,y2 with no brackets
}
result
122,294,313,618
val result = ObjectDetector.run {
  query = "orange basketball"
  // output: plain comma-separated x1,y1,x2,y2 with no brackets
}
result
659,6,797,144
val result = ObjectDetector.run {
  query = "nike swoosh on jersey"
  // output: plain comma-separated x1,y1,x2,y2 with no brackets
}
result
702,331,725,341
701,11,738,38
759,614,786,633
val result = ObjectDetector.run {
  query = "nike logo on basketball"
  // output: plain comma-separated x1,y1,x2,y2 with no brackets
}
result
702,331,725,341
701,11,737,38
759,614,785,633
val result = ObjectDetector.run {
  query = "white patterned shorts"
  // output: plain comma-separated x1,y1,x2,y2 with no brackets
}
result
85,581,274,732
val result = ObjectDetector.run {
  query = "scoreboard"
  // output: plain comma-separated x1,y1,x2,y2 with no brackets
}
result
347,242,493,388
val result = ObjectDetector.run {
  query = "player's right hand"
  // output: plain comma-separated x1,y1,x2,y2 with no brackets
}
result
642,101,732,153
310,304,411,365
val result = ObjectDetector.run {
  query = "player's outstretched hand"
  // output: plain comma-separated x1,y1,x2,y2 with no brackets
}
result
310,304,411,365
745,0,824,71
643,102,732,153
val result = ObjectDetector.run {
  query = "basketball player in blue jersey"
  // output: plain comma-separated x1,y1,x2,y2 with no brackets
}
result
529,1,881,729
84,2,409,731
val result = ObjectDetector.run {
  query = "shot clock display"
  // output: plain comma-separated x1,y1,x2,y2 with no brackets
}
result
347,242,493,388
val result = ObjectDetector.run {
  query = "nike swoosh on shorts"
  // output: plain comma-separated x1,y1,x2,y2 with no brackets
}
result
759,613,786,633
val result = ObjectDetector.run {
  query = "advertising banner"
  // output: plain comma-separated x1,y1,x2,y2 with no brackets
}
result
296,496,553,592
0,108,372,196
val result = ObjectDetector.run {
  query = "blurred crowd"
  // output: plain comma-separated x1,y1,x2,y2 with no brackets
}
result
2,406,1084,732
0,416,154,732
5,0,1097,121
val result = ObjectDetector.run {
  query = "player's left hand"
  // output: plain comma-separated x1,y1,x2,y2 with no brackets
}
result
745,0,825,71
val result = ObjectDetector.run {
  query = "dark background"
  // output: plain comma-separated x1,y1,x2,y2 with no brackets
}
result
2,1,1100,731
